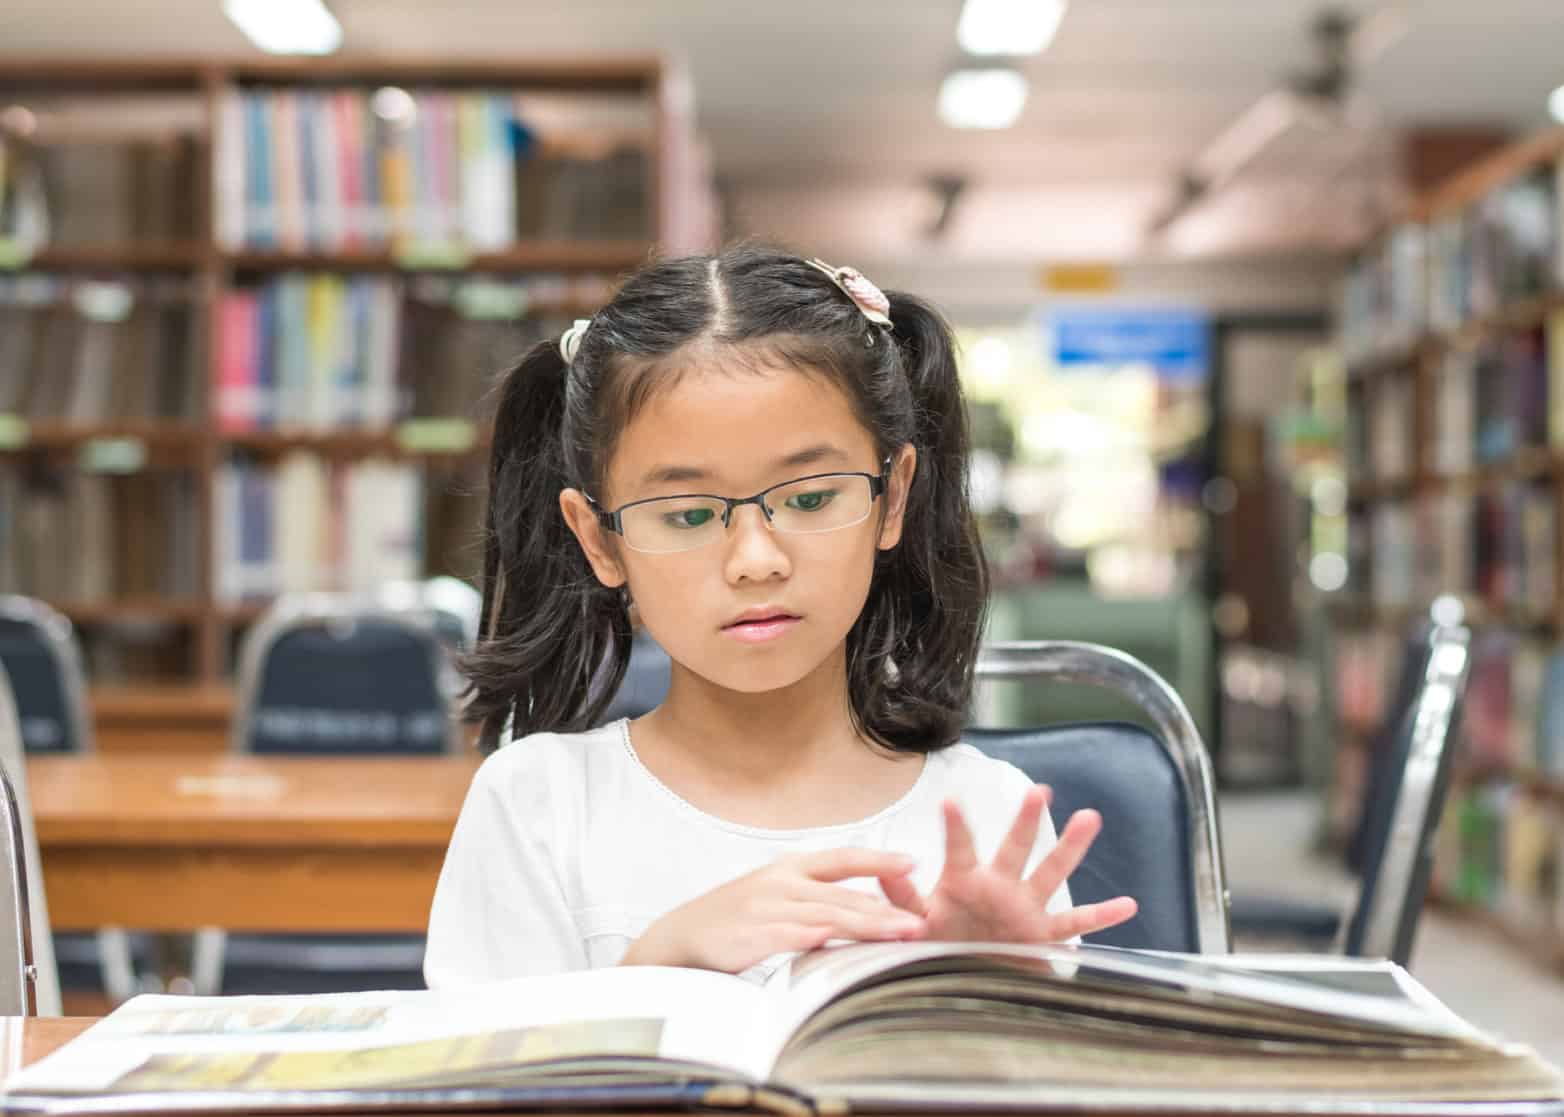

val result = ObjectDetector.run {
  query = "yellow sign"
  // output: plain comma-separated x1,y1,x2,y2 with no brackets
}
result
1041,263,1119,294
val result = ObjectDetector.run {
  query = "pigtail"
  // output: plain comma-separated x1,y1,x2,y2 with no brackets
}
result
461,341,632,753
847,292,989,752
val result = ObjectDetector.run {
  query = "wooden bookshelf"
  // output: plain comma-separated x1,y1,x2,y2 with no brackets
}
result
1333,123,1564,970
0,55,702,725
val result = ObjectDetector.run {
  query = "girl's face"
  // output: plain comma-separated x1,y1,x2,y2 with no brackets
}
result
561,363,915,697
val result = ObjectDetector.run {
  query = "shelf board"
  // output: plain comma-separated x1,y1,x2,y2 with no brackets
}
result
1344,342,1424,380
16,244,206,271
224,242,651,275
1457,764,1564,805
1431,290,1564,353
1327,597,1555,634
1,422,206,449
55,599,208,625
1346,475,1417,503
220,425,492,460
226,56,662,93
1428,890,1564,972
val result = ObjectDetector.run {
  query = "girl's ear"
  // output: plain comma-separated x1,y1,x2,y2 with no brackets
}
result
876,443,918,551
560,489,628,588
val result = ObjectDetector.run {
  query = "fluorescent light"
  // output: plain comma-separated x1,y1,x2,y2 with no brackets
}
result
223,0,342,55
938,68,1029,130
1550,84,1564,124
958,0,1067,56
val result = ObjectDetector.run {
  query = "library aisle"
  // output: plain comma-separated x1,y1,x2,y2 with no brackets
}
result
1224,790,1564,1067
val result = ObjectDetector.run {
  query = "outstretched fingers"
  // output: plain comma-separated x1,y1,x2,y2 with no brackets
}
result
991,785,1049,879
1025,808,1101,906
1039,895,1139,941
941,798,980,875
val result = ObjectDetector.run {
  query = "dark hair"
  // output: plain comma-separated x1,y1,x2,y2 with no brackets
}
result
463,243,988,754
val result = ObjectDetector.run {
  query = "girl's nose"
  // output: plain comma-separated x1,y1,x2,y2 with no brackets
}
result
722,503,791,584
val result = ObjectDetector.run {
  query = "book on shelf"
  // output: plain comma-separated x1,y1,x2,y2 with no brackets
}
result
0,121,201,251
5,941,1563,1116
0,467,199,603
217,87,651,253
1366,368,1415,480
1467,165,1556,321
214,454,424,603
215,273,579,433
0,275,205,424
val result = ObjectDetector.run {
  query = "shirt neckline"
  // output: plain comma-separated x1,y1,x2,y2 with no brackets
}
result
614,717,934,840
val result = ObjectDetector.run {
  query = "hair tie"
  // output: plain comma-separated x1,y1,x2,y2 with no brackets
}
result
559,318,592,364
805,258,892,327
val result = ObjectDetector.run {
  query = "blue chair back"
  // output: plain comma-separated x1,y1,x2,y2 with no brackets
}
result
965,723,1197,953
598,630,672,724
970,641,1230,955
0,598,91,756
236,599,455,756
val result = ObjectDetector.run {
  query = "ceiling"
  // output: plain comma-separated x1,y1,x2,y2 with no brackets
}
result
3,0,1562,266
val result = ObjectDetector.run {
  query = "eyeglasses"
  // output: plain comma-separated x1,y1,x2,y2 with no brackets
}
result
589,461,891,555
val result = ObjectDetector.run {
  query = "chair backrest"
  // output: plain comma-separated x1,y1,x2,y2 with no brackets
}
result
0,668,49,1015
0,596,93,756
597,630,672,725
233,594,459,755
376,577,482,653
1335,622,1471,965
968,641,1230,955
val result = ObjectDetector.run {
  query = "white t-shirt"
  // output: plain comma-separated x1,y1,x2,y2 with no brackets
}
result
424,718,1072,988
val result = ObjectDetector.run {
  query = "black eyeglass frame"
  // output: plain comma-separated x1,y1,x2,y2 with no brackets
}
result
587,457,893,545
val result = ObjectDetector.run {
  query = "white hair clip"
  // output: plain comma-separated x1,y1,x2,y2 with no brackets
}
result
805,258,892,326
559,318,592,364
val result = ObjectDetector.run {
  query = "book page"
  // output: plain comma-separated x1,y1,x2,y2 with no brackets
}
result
752,940,1488,1071
5,966,774,1099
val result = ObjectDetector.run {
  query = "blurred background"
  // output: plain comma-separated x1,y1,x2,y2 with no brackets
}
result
1,0,1563,1061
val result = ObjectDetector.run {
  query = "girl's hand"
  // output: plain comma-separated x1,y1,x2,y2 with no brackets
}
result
878,787,1138,944
621,849,927,973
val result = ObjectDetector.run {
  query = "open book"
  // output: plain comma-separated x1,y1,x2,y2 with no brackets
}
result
6,941,1562,1115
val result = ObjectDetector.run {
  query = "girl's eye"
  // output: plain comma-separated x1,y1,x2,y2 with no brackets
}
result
785,489,837,513
663,506,716,529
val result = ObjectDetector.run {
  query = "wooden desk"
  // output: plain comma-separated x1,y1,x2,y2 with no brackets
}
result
27,754,481,932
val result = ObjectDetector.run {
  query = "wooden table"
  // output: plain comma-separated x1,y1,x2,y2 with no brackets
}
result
27,754,481,932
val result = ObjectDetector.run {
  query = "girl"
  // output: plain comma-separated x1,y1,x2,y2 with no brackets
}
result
424,246,1136,986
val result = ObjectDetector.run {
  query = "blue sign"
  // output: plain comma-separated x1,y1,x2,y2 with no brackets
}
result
1048,308,1209,380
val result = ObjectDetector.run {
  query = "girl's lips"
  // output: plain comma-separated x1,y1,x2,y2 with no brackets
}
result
722,615,800,643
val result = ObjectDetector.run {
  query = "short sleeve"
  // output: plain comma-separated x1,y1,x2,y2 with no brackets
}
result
424,747,588,987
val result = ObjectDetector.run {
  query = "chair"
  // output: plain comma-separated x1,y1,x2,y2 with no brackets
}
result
596,629,672,725
1227,619,1472,966
0,667,49,1015
196,593,460,995
0,595,138,1005
967,640,1230,955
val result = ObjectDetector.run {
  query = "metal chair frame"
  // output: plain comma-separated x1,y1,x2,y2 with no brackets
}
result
0,595,136,1009
1338,623,1471,963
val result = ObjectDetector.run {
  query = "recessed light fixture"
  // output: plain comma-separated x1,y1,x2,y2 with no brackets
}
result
1549,84,1564,125
957,0,1067,56
223,0,343,55
938,68,1029,130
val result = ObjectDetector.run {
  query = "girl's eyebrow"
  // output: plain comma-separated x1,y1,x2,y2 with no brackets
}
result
637,444,849,488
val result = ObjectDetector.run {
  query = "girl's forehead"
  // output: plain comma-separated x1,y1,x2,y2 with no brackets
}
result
606,365,877,495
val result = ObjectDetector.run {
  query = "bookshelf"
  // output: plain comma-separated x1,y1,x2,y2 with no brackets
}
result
1330,125,1564,969
0,56,711,715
